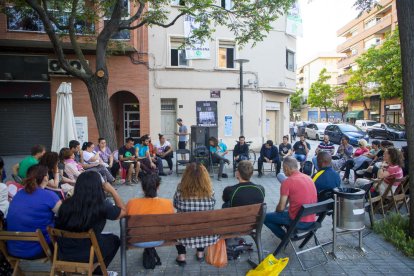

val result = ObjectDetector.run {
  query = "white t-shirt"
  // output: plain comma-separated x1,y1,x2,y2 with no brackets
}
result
154,140,171,154
83,151,99,164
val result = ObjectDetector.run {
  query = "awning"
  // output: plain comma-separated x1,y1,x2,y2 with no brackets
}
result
346,110,364,119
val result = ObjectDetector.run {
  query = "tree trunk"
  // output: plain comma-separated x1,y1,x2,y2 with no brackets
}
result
85,75,117,151
324,107,329,122
396,0,414,237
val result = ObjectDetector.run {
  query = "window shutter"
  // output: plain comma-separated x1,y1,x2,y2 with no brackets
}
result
227,48,234,68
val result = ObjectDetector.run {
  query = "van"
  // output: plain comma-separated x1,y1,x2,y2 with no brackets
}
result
355,120,377,132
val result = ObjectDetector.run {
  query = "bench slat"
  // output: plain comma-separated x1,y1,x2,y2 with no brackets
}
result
126,204,262,227
126,216,258,237
127,223,256,244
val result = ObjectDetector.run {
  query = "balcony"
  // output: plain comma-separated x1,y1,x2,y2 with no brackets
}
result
337,14,392,53
337,54,359,69
337,74,351,85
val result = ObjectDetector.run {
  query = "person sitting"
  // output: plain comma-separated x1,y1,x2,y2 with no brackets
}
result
312,135,335,171
135,135,158,176
292,135,310,166
154,134,174,175
279,135,292,160
119,137,140,185
126,174,174,248
39,151,74,195
174,163,217,265
13,144,46,180
313,152,341,193
208,137,230,181
82,142,115,183
331,136,353,173
94,138,119,178
258,140,281,178
264,157,317,240
55,171,125,275
6,165,61,259
355,147,404,196
341,139,369,184
358,140,394,179
233,136,250,163
62,148,84,181
222,160,265,208
147,135,167,176
0,156,6,182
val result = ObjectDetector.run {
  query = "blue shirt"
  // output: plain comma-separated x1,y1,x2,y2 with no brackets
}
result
135,144,149,158
210,142,227,154
7,188,59,258
313,167,341,193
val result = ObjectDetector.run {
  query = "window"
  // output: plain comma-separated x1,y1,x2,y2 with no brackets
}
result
221,0,233,9
104,0,130,40
286,50,295,71
170,37,188,67
364,37,381,50
365,17,381,29
171,0,186,6
104,20,130,40
218,40,235,68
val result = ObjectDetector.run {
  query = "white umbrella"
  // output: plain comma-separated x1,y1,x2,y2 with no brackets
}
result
51,82,78,152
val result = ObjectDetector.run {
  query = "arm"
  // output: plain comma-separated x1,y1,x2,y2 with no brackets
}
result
377,166,390,179
276,195,288,212
12,163,19,175
52,200,62,214
304,143,310,155
48,169,60,189
103,182,126,219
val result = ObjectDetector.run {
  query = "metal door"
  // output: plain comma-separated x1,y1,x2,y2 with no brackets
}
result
123,103,140,143
161,99,177,147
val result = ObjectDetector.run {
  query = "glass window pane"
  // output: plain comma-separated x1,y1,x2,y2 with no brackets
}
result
124,104,139,111
129,113,140,120
219,47,227,68
178,50,188,66
129,130,140,137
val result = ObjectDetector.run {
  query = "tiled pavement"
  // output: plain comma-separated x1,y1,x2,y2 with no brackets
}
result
17,166,414,275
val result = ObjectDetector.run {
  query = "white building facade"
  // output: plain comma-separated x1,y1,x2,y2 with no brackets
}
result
148,2,296,149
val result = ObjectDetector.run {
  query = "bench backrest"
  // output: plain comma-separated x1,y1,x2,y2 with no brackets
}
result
123,203,266,245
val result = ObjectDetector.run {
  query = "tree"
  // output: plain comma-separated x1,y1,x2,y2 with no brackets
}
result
344,68,371,112
331,87,348,122
290,89,302,120
307,68,335,122
3,0,296,149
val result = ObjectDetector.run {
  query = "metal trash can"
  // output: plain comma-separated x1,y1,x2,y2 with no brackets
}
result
333,188,365,231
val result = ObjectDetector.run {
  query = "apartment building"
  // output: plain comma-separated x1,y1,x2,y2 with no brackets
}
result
296,53,345,122
336,0,403,124
0,2,149,155
148,2,296,148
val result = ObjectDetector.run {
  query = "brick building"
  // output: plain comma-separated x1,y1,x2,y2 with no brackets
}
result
0,5,149,155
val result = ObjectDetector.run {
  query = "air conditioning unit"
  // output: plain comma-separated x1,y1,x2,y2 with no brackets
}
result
48,59,89,75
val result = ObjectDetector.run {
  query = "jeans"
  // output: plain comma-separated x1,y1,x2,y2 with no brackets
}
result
155,157,164,174
312,156,318,171
158,153,173,170
235,153,249,162
264,211,314,240
211,153,228,178
294,154,306,162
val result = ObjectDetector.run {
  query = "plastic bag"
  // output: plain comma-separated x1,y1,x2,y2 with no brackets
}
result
246,254,289,276
206,239,228,268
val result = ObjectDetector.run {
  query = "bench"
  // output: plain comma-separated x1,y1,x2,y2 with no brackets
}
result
120,203,267,276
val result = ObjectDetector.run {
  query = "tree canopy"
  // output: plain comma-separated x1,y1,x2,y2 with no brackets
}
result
307,68,335,121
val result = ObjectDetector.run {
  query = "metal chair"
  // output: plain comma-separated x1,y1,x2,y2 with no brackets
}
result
175,149,191,175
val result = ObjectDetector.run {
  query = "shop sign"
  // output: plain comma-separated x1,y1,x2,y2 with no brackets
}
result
210,90,221,98
386,104,401,110
0,82,50,99
266,101,280,110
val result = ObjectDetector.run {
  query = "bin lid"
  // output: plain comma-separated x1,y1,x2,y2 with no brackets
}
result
333,187,365,200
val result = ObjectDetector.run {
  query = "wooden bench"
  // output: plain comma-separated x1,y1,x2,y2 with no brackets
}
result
120,203,267,276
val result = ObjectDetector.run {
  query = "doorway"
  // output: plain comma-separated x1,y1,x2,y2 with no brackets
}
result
124,103,140,143
266,110,280,144
161,99,177,147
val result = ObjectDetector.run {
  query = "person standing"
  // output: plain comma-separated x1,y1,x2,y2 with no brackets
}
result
175,118,188,150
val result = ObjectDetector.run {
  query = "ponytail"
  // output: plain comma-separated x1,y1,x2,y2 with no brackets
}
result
82,142,93,151
22,164,48,194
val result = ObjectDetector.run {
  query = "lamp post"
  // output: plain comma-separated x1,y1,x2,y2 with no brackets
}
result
234,58,249,136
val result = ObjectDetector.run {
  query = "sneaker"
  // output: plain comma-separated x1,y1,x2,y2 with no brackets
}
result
132,177,139,184
125,181,134,186
167,170,173,175
107,271,118,276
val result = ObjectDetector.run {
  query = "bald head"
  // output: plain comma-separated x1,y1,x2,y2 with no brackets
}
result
317,151,332,169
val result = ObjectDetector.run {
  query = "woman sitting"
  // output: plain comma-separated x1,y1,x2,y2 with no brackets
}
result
62,148,84,181
342,139,369,184
154,134,174,175
174,163,217,266
55,171,125,275
82,142,115,183
355,147,404,196
6,165,61,259
39,151,75,195
126,174,174,247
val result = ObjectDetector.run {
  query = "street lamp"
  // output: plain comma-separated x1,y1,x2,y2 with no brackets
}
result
234,58,249,136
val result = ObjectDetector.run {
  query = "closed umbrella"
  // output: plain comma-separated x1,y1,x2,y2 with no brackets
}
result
51,82,78,152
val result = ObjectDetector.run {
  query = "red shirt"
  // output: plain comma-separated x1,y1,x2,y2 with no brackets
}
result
281,171,317,222
384,165,403,186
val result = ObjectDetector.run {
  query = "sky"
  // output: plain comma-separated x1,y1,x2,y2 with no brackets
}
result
297,0,360,66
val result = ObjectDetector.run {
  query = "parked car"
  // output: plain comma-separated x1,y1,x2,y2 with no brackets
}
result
295,121,311,136
368,123,406,140
305,123,331,140
324,124,369,146
355,120,377,132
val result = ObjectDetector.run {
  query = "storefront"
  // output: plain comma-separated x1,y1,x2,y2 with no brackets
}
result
345,110,364,123
385,104,402,124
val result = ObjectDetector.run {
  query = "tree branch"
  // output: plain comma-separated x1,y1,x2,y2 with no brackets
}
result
122,11,186,30
121,0,145,27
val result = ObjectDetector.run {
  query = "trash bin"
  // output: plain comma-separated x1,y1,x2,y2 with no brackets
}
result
333,188,365,231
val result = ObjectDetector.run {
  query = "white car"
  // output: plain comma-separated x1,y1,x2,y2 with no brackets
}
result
355,120,377,132
305,123,331,140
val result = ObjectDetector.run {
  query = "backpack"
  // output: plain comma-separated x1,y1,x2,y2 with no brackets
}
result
225,238,253,260
142,247,161,269
302,161,313,176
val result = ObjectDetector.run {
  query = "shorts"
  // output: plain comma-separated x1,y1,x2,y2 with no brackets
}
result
121,161,136,169
178,141,187,149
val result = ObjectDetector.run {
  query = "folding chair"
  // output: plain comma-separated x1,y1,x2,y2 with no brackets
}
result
0,229,52,276
47,227,107,276
274,199,334,271
385,176,410,214
175,149,191,175
364,179,386,227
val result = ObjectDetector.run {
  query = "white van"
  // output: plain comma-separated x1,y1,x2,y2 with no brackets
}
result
355,120,377,132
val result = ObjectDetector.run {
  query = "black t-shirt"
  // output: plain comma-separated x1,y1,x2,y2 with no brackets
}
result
279,143,292,155
293,141,310,155
222,182,265,207
118,146,135,159
55,200,121,259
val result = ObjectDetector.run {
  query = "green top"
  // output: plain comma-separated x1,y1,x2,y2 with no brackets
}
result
18,156,39,178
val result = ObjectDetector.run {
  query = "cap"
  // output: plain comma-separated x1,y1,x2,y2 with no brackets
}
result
176,118,182,122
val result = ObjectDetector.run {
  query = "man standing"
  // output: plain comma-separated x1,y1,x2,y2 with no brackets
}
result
175,118,188,150
222,161,265,208
312,135,335,171
15,145,46,179
118,137,140,185
258,140,281,177
313,152,341,193
292,135,310,163
233,136,249,163
264,157,317,240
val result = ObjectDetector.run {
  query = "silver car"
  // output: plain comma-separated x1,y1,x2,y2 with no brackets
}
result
305,123,331,140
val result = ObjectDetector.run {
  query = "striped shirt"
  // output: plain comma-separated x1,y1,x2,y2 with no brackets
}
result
317,142,335,155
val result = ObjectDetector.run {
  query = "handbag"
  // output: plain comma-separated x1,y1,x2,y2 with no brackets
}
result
246,254,289,276
206,239,228,268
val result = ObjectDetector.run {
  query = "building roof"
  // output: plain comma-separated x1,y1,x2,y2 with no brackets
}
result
298,53,347,69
